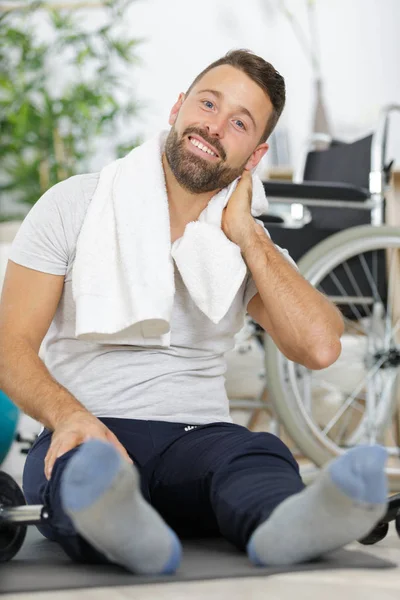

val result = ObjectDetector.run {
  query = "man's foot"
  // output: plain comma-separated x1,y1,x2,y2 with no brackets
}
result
247,445,388,565
60,439,181,574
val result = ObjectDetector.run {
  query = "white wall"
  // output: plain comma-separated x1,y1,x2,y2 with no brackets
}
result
91,0,400,171
4,0,400,196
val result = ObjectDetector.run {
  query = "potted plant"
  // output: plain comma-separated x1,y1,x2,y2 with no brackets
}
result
0,0,143,236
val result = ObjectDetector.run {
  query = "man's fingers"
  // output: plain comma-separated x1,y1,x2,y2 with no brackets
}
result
44,437,80,479
44,428,132,481
44,445,59,480
239,169,252,184
55,441,75,460
242,170,253,193
234,170,252,203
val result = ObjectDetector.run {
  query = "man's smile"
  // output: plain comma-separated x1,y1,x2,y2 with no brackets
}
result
187,135,220,161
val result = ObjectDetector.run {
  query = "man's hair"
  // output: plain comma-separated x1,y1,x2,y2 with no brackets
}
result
185,49,286,143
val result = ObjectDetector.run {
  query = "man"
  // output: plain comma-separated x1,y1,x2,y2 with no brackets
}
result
0,50,388,574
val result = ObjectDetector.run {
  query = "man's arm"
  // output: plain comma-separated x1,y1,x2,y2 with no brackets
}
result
243,225,344,370
0,260,133,477
0,261,89,430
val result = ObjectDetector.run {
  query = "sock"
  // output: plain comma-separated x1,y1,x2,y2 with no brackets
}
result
60,439,182,575
247,445,388,566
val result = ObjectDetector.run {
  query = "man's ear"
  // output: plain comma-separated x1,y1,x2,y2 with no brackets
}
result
168,93,186,126
244,143,269,171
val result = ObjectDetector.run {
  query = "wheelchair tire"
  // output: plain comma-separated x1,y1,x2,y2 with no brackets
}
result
358,521,389,545
265,225,400,490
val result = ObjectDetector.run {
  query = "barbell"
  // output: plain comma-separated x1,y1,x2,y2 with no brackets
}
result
0,471,51,562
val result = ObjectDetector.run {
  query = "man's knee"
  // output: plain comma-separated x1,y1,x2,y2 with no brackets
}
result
23,443,84,537
239,431,301,474
24,443,83,490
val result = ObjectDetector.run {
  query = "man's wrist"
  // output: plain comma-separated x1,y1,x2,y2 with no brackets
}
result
51,406,90,430
239,221,266,255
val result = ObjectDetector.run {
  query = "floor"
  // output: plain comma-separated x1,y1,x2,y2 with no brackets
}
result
1,531,400,600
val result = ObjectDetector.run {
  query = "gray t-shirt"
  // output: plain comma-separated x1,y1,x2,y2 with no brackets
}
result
9,173,295,425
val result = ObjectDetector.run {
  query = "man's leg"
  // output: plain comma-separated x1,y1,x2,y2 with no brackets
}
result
247,444,388,565
23,431,109,564
148,422,388,564
22,421,181,574
149,422,304,545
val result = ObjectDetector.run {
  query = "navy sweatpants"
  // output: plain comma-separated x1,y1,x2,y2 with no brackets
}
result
22,418,305,563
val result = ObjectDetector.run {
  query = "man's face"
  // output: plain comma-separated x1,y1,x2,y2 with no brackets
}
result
164,65,273,194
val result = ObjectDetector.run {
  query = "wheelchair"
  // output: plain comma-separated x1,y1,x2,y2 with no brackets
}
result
237,105,400,491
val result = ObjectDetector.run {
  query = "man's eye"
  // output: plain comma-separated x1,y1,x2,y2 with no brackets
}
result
235,120,245,129
203,100,214,109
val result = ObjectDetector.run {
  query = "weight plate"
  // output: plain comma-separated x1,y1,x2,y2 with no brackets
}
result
0,471,27,562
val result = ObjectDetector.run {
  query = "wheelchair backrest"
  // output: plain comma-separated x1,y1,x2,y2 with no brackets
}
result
303,135,373,190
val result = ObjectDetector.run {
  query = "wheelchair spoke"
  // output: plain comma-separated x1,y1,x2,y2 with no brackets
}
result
372,250,378,295
318,283,367,335
341,316,368,335
334,404,360,445
312,377,365,411
358,253,384,305
327,270,367,330
343,259,372,319
322,352,387,436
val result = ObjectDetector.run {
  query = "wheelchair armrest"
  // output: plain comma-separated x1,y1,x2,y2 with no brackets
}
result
262,181,370,201
259,214,284,224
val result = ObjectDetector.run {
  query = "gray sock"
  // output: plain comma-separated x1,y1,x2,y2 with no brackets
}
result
60,439,181,574
247,445,388,565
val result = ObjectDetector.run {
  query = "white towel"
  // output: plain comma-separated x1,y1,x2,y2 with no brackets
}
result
72,130,269,347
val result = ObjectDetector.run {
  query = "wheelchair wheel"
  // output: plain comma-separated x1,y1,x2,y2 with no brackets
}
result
265,225,400,490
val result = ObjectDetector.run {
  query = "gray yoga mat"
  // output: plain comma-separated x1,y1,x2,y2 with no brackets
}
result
0,527,396,594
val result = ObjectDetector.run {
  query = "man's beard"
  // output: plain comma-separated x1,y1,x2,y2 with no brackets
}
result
164,126,250,194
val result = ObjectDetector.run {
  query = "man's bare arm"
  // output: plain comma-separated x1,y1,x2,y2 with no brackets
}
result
0,261,88,430
0,260,133,477
243,225,344,370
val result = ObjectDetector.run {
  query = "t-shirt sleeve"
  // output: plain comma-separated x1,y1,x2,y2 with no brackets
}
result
8,178,80,276
243,227,298,309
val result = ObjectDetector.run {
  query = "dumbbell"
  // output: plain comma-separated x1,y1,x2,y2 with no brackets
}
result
0,471,51,562
358,492,400,545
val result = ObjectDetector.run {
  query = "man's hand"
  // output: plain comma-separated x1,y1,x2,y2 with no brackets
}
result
44,411,133,480
221,170,260,249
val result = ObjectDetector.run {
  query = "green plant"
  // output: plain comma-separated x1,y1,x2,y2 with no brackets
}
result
0,0,143,217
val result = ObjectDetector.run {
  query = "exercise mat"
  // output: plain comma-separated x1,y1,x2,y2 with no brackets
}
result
0,527,396,594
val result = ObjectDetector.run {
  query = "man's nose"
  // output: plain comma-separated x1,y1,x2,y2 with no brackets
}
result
203,116,226,138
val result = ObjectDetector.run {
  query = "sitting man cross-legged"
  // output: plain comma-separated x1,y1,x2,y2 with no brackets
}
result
0,49,388,574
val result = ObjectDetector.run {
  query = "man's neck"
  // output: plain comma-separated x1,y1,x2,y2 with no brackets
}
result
162,153,220,227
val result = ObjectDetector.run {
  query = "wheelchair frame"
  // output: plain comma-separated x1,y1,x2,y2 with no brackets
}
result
230,105,400,479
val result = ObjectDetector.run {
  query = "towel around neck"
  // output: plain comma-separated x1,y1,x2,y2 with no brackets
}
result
72,130,269,347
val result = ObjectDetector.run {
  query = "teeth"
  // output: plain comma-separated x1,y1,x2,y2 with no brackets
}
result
189,137,216,156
